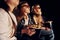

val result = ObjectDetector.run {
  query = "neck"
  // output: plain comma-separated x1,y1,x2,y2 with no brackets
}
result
24,13,28,16
7,3,15,12
34,14,41,17
23,13,28,19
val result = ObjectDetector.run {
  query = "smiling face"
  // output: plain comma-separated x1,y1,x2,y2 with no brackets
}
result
21,3,30,14
33,5,42,15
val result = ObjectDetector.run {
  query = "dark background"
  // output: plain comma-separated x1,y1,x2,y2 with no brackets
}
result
20,0,60,40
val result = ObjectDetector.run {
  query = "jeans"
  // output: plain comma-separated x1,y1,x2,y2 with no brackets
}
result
39,29,54,40
16,29,54,40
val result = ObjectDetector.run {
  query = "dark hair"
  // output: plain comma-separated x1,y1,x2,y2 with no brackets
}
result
0,0,9,11
14,1,29,22
16,1,29,16
18,1,28,10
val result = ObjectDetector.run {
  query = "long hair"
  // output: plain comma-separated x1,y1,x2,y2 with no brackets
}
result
16,1,29,22
31,4,44,24
0,0,9,11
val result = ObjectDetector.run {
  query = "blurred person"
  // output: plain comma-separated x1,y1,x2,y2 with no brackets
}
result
16,1,34,40
0,0,19,40
30,4,54,40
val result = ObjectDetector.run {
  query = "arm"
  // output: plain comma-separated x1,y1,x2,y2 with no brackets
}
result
0,12,10,40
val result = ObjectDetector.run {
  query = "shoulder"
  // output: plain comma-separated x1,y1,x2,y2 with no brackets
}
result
0,8,9,22
0,8,9,27
0,8,9,24
0,8,6,13
0,8,8,17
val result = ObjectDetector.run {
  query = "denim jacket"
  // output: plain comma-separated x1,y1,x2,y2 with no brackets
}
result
17,15,33,33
